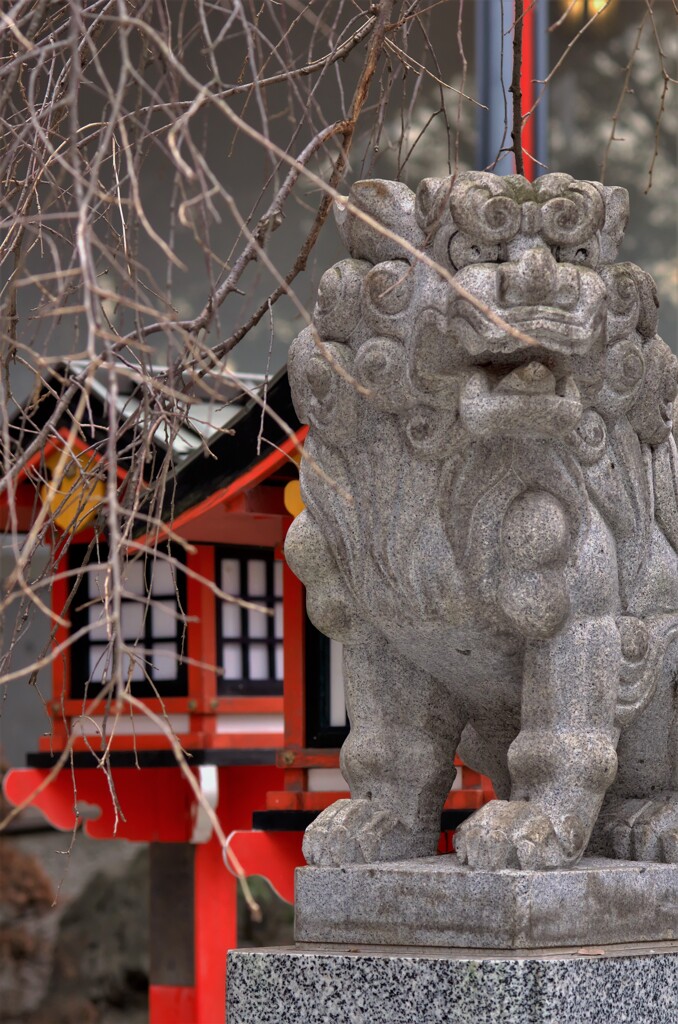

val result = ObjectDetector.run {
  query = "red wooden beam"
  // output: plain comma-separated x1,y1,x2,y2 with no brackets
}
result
149,986,196,1024
168,428,307,537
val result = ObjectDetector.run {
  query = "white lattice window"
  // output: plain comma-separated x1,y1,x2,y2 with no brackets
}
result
217,548,284,696
70,547,187,698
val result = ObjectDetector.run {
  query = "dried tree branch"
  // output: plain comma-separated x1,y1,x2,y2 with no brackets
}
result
509,0,524,176
0,0,673,917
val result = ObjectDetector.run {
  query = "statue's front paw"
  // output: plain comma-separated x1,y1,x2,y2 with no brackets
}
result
455,800,586,871
302,798,439,867
594,794,678,863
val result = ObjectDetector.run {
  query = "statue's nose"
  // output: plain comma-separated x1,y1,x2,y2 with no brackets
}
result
499,248,558,306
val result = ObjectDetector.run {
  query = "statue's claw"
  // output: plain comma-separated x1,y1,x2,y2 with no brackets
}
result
594,794,678,863
302,798,439,867
455,800,586,871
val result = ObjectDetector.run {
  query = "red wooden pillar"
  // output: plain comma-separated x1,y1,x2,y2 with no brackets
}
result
148,836,237,1024
520,0,537,181
194,834,239,1024
186,544,218,741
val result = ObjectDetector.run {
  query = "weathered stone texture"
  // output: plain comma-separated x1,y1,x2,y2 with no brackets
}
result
285,171,678,875
295,855,678,949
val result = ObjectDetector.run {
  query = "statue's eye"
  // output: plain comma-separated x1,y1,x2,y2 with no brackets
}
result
552,238,600,268
448,231,503,271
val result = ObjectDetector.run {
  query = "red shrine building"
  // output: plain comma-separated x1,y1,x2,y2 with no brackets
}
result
2,361,493,1023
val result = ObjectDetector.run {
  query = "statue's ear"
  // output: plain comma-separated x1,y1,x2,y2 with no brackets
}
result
415,177,449,231
634,266,659,339
596,184,629,264
333,179,423,263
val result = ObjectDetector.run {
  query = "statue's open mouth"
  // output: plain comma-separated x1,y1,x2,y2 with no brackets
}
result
459,361,583,440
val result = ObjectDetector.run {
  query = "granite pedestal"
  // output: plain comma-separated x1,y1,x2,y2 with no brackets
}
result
227,857,678,1022
227,942,678,1023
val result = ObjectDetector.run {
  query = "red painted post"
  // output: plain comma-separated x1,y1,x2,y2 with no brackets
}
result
520,0,537,180
193,834,238,1024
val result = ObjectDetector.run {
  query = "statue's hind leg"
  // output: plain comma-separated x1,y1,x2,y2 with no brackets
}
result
590,641,678,862
303,635,464,867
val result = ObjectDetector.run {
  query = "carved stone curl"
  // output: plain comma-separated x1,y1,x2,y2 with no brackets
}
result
285,171,678,872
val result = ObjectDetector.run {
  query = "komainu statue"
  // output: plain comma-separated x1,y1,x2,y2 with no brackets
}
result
285,172,678,872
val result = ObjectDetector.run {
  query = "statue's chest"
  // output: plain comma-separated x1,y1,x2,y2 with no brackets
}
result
380,615,525,709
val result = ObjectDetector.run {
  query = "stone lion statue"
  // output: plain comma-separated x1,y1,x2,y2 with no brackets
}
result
285,171,678,872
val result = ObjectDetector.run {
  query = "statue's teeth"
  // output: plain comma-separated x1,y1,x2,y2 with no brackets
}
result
494,362,557,396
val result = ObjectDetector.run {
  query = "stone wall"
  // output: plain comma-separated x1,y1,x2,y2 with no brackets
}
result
1,822,293,1023
1,829,148,1024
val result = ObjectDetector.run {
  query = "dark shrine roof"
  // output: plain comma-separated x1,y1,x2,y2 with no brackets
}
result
7,361,300,527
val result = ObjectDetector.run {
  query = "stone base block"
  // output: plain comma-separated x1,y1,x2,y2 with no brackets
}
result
295,855,678,949
226,943,678,1023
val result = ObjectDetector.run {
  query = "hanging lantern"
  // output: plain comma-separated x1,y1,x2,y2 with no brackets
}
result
40,450,106,533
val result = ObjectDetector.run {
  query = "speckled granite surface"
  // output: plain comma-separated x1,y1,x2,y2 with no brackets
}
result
226,944,678,1024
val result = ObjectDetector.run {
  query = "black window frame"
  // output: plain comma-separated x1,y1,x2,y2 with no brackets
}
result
215,544,284,698
68,543,188,700
304,619,349,748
